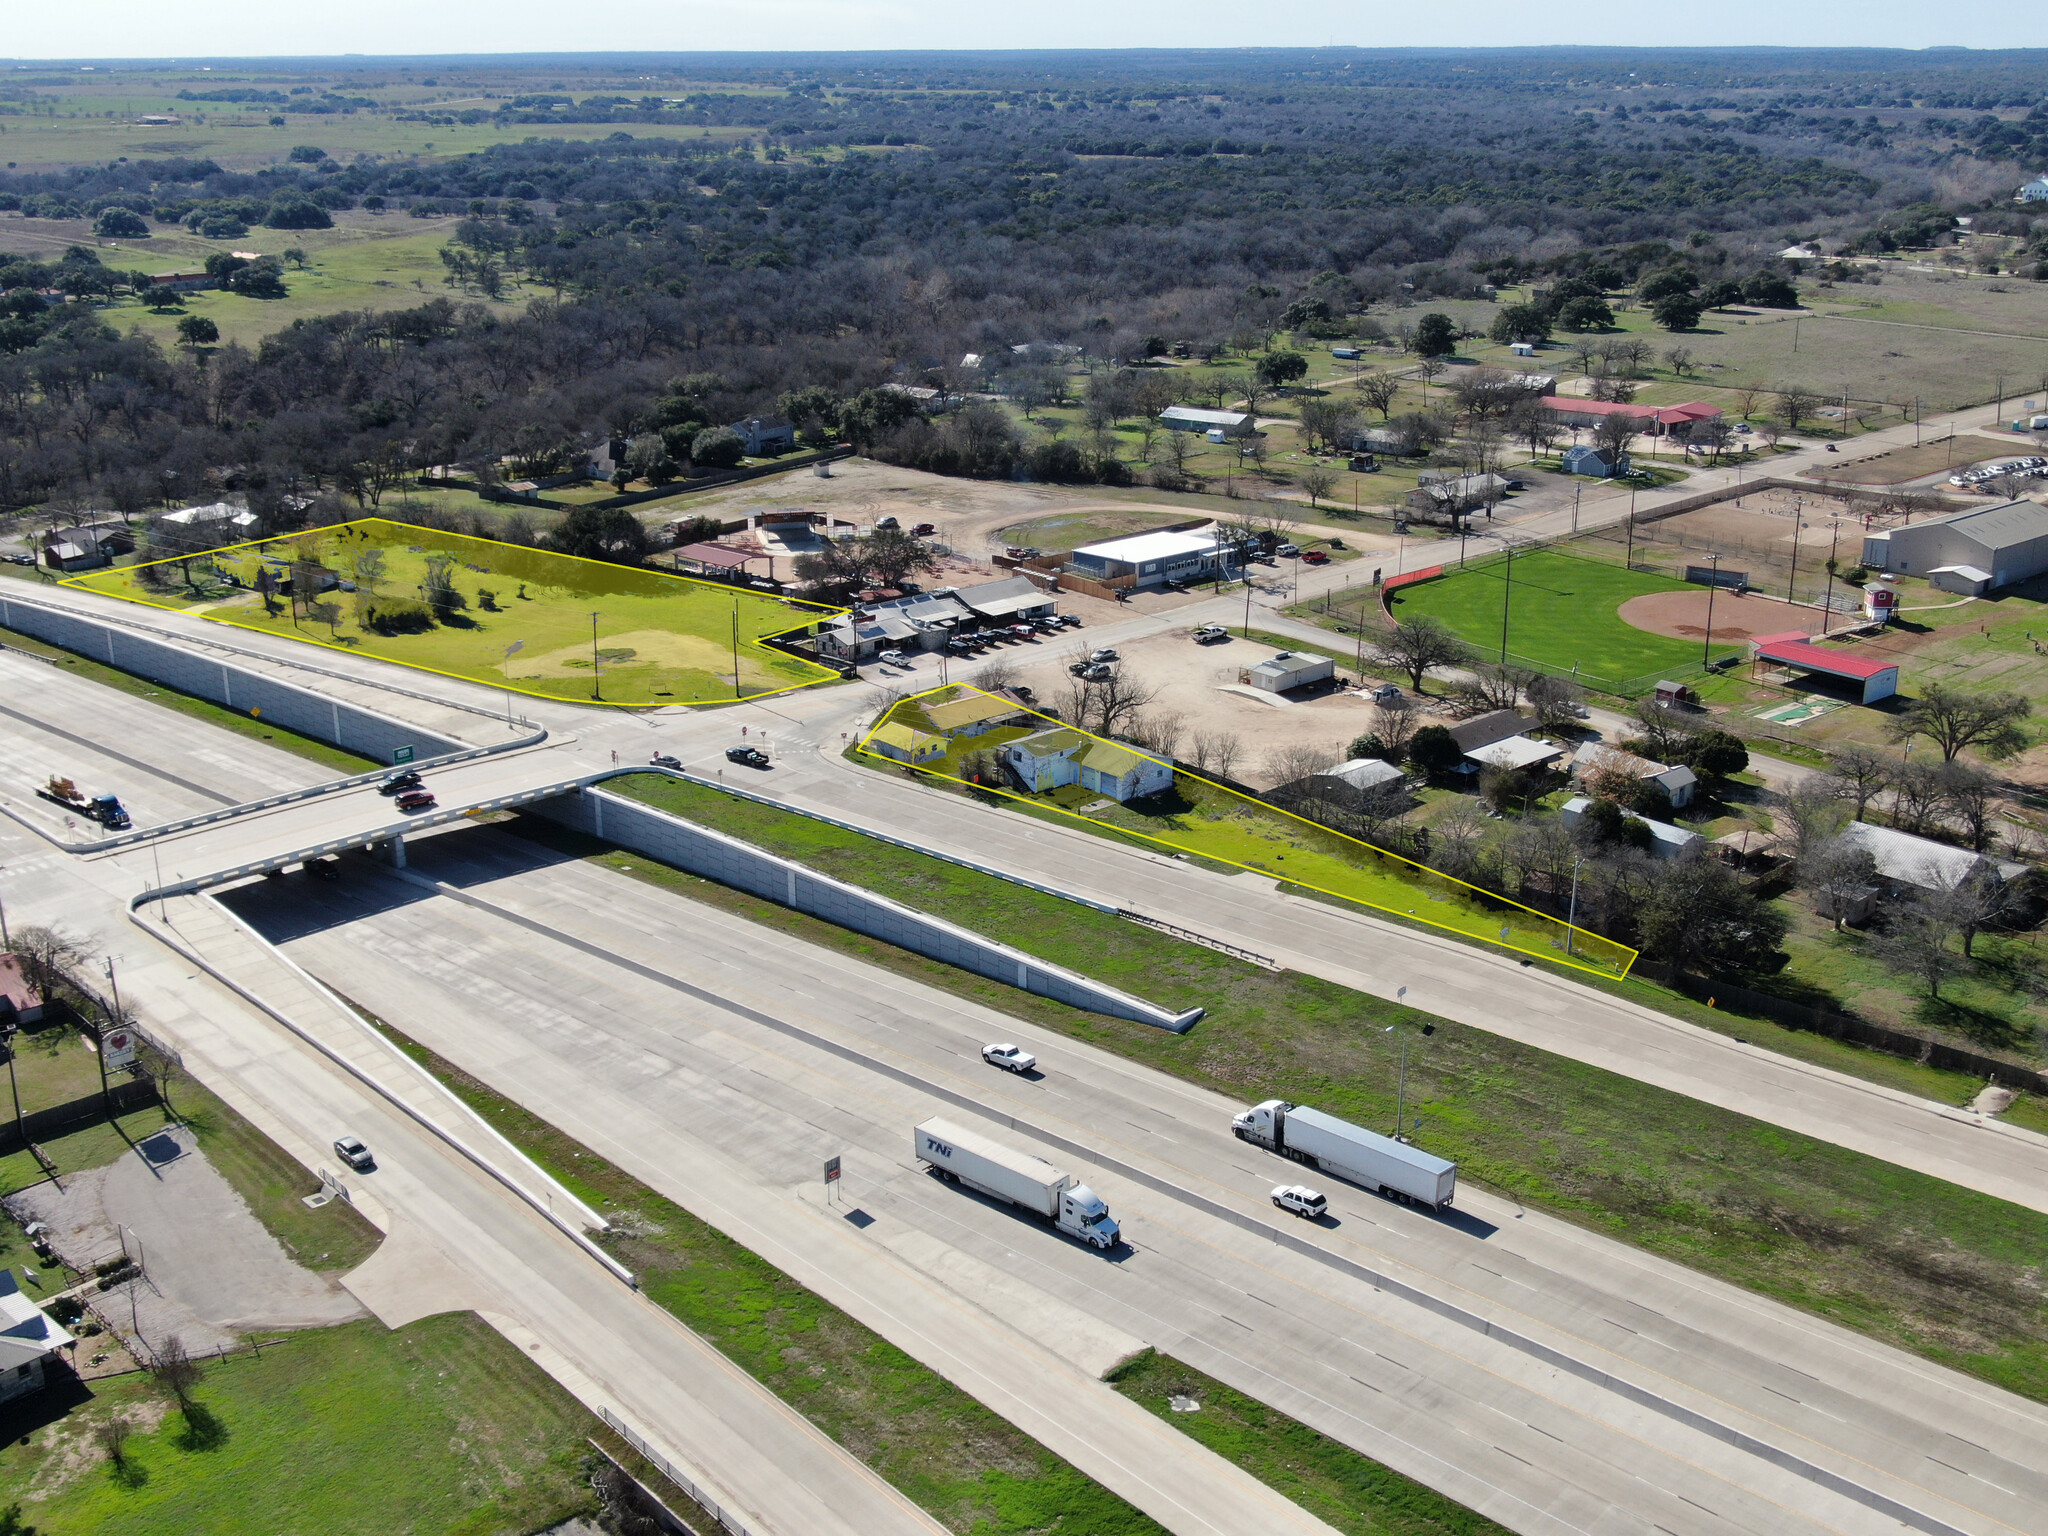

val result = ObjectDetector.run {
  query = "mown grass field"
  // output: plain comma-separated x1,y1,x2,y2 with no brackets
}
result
65,518,842,706
0,1314,597,1536
867,688,1634,976
579,778,2048,1406
1388,546,1744,687
369,1018,1171,1536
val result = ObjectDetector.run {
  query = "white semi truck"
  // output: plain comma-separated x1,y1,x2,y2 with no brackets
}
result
1232,1100,1457,1209
913,1117,1122,1250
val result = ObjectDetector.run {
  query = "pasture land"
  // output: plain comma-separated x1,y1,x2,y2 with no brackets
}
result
64,518,842,707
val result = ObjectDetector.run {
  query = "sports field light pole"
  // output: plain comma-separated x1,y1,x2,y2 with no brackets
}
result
1498,541,1514,664
588,612,602,701
1700,553,1721,669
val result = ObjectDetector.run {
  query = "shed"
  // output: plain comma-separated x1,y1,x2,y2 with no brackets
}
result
1749,631,1899,704
1243,650,1335,693
923,691,1028,738
1159,406,1252,435
1326,757,1406,792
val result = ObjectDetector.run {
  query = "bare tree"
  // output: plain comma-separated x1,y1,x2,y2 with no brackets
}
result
1132,709,1188,761
970,654,1019,694
1869,892,1968,999
1412,356,1447,395
7,924,93,1007
1298,464,1338,508
1886,684,2032,762
1798,835,1878,930
1888,758,1950,835
1448,661,1526,715
1356,372,1400,420
1774,384,1820,432
149,1335,205,1408
1936,760,2001,851
1190,730,1244,780
1058,665,1159,739
95,1418,133,1470
1777,778,1848,863
1369,616,1466,691
1372,696,1421,761
1263,741,1338,790
1526,672,1583,733
1663,345,1696,376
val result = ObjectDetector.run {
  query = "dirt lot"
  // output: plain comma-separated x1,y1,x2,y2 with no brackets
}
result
991,625,1419,788
1806,434,2025,486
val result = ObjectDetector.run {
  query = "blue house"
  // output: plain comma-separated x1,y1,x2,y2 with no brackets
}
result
1562,444,1629,479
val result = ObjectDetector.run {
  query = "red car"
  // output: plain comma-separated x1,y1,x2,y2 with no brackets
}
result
395,788,438,812
1301,549,1330,565
913,523,937,537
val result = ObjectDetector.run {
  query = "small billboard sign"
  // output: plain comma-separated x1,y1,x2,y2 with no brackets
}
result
823,1154,841,1186
391,745,415,764
101,1028,138,1071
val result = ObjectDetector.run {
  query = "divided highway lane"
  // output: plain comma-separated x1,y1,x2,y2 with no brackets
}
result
231,829,2048,1536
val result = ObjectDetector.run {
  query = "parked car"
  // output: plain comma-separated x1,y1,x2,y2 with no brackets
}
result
1193,624,1229,643
726,745,771,768
875,515,900,531
649,752,681,768
333,1135,375,1172
1079,662,1112,680
982,1043,1038,1074
379,769,422,796
395,788,437,812
878,648,911,667
1277,543,1301,558
1271,1184,1328,1219
1088,648,1118,663
1301,549,1330,565
1008,623,1037,639
912,522,937,536
306,858,340,881
1057,613,1082,628
1069,660,1095,676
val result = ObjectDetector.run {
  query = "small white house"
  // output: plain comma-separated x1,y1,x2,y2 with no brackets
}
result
1570,741,1697,809
0,1270,73,1404
1005,728,1174,803
1559,795,1701,859
2017,176,2048,204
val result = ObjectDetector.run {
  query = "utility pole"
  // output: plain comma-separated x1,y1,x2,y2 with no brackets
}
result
1914,396,1921,447
1565,857,1584,956
1625,489,1637,567
1994,374,2006,428
1701,553,1721,668
1787,497,1803,601
588,612,602,701
1821,521,1840,623
1,1025,20,1148
1572,482,1582,534
98,958,121,1118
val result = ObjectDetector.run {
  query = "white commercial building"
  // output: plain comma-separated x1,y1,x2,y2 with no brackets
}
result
1242,650,1335,693
1069,528,1241,589
1159,406,1253,435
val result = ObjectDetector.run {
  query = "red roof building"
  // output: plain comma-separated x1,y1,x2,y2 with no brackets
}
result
1750,631,1899,703
1540,396,1721,436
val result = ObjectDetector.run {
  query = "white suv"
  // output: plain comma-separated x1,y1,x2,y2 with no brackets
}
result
1271,1184,1327,1218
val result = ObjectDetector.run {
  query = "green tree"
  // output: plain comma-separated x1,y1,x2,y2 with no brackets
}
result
1651,294,1704,331
1638,266,1698,304
1556,295,1614,331
1411,313,1458,358
175,314,219,348
1487,303,1550,345
1279,296,1331,328
690,425,746,469
263,193,333,230
1742,270,1799,308
1637,856,1788,974
93,207,149,238
837,386,923,448
777,384,843,444
1406,724,1464,781
1700,280,1744,309
1256,350,1309,388
544,505,652,566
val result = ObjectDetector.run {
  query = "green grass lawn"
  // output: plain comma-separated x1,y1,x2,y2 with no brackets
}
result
0,615,380,776
0,1314,597,1536
567,781,2048,1407
866,691,1635,977
367,1017,1169,1536
1390,546,1743,689
1108,1353,1513,1536
994,508,1197,553
63,517,843,708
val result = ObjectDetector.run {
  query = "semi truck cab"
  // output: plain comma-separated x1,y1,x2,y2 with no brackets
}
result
1059,1184,1120,1249
1232,1099,1290,1150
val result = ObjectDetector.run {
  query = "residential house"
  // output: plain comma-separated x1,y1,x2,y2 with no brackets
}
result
40,522,133,572
1839,821,2025,894
2018,177,2048,203
1006,727,1174,803
1561,444,1630,478
924,691,1030,738
161,501,257,534
0,955,44,1028
728,416,797,456
1559,796,1701,859
1569,741,1697,809
817,611,924,663
147,269,215,293
0,1270,73,1405
586,437,630,479
1860,499,2048,595
1540,395,1659,432
1242,650,1335,693
866,722,947,764
1407,472,1509,515
1270,756,1411,818
1466,733,1566,774
1446,710,1528,762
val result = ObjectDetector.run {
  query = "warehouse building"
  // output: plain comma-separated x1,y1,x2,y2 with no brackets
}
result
1860,499,2048,595
1069,528,1241,589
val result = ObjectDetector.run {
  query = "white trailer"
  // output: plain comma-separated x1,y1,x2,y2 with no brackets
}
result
913,1117,1121,1250
1232,1100,1456,1209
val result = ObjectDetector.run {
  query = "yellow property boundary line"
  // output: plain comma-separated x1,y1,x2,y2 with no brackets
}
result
60,516,849,710
858,683,1637,980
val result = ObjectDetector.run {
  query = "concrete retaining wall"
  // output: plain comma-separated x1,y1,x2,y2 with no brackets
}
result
529,783,1203,1033
0,592,469,767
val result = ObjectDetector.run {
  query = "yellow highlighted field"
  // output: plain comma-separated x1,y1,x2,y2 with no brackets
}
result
63,518,845,708
860,685,1636,979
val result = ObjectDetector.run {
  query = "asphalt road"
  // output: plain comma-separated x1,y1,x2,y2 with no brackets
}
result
225,825,2048,1536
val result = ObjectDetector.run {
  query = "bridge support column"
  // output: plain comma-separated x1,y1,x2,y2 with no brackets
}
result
386,834,407,869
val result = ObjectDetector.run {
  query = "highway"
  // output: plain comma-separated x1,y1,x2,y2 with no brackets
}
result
221,823,2048,1536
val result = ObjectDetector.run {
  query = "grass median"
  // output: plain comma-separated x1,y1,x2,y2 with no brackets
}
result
365,1014,1171,1536
574,776,2048,1408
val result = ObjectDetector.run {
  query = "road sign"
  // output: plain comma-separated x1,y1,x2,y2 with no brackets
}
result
101,1029,137,1071
823,1155,841,1185
391,745,414,764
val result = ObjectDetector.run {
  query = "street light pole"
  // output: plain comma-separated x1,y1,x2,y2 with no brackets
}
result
588,612,602,701
1499,542,1513,663
1700,553,1721,668
1787,497,1803,601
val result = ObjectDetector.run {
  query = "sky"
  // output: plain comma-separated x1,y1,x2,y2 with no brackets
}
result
0,2,2039,60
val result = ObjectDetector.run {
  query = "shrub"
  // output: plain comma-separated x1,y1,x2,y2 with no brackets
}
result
362,597,436,634
264,193,333,230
